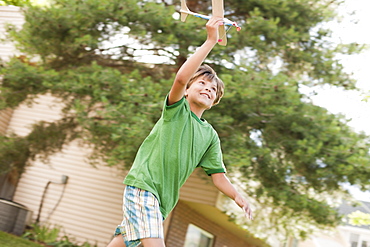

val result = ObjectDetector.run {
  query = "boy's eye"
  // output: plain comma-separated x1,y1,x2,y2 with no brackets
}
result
212,87,217,92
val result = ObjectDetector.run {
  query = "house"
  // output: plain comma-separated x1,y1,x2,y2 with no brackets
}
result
0,6,269,247
337,200,370,247
293,200,370,247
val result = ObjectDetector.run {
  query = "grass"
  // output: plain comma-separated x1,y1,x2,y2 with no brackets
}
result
0,231,44,247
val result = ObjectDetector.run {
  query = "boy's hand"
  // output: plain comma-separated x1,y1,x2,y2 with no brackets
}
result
235,194,253,220
211,173,253,220
206,16,224,44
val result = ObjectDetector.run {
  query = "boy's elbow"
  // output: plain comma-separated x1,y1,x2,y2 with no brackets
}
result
174,76,188,86
211,173,227,184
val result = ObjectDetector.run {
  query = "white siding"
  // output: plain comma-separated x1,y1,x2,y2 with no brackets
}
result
180,168,220,206
0,6,24,62
7,94,64,135
10,95,126,247
0,6,23,135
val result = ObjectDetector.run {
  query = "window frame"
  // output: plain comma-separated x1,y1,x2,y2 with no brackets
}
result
183,224,214,247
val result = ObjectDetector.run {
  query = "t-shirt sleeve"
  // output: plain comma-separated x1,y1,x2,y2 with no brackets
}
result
162,95,187,121
198,134,226,175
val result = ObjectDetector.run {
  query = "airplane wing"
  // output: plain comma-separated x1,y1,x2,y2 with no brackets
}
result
212,0,227,46
180,0,190,22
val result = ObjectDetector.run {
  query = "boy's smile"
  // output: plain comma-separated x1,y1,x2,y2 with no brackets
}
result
185,76,218,116
200,92,211,99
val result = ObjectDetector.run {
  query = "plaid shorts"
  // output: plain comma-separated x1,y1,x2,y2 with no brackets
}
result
114,186,164,247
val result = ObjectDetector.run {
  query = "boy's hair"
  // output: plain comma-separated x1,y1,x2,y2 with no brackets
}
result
187,64,225,105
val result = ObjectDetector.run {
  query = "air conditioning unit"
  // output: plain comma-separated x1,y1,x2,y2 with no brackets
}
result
0,198,32,236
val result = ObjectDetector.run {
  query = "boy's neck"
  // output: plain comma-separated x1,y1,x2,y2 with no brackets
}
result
188,101,206,119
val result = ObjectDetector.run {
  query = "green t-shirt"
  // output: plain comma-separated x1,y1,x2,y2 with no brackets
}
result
123,96,226,219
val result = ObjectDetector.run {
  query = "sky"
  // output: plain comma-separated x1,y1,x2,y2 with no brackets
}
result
310,0,370,136
315,0,370,201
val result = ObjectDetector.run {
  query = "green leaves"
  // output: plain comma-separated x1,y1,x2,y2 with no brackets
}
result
0,58,57,109
348,211,370,226
210,65,370,238
0,118,78,177
0,0,30,6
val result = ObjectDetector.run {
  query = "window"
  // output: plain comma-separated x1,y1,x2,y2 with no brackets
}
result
291,238,299,247
350,233,360,247
362,241,368,247
184,224,214,247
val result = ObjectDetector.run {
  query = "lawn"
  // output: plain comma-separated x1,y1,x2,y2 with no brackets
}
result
0,231,43,247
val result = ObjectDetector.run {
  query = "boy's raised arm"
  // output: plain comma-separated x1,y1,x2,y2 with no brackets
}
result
168,17,223,105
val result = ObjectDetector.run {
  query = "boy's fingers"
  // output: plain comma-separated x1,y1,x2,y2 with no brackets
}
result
243,205,253,220
208,16,223,25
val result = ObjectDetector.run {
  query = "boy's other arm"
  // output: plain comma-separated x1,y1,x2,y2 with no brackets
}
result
211,173,253,220
168,17,223,105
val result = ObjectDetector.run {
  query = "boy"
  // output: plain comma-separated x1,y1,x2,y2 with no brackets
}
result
108,17,252,247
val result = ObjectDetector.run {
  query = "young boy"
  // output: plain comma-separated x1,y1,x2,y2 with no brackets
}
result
107,17,252,247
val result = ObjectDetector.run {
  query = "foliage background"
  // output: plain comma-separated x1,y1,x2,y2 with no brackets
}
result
1,0,370,241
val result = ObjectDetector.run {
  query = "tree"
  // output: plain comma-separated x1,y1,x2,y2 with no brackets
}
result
1,0,369,242
0,0,31,6
348,211,370,226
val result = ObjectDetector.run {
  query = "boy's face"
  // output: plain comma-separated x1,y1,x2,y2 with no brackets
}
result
186,76,218,110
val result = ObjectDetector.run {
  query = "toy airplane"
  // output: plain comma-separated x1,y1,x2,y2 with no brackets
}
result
180,0,241,46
